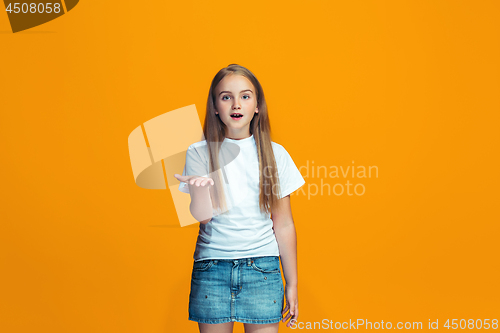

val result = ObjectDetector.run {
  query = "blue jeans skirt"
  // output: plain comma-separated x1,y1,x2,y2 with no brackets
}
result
188,256,285,324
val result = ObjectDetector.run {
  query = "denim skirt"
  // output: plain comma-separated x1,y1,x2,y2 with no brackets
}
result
188,256,284,324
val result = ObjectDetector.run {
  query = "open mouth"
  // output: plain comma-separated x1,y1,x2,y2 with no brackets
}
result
230,114,243,119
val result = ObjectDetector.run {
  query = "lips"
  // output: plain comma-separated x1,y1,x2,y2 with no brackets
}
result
230,113,243,118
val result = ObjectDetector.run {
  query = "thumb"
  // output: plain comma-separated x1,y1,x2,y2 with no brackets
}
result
290,301,297,316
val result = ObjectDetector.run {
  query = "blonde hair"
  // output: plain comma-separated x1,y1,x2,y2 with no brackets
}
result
203,64,282,215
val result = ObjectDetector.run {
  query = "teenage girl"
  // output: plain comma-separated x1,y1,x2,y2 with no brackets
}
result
174,64,305,333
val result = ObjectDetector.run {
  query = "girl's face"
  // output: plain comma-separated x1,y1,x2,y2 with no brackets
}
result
214,74,258,139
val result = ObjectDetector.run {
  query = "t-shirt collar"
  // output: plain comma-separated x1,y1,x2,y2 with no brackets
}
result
223,134,255,147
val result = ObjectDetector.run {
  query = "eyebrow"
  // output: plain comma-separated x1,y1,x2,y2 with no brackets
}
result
218,89,253,96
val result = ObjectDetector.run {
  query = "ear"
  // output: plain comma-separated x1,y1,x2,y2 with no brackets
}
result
255,106,259,113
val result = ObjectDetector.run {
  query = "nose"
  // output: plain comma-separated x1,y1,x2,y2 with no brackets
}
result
232,99,241,110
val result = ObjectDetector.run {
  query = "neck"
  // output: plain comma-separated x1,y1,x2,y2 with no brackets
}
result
225,128,251,140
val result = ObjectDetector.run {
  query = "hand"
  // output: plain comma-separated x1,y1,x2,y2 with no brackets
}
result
174,174,214,187
281,284,298,328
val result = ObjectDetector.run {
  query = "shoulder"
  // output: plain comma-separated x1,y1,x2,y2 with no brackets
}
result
187,139,208,150
186,140,210,158
271,141,284,153
271,141,290,159
185,140,210,164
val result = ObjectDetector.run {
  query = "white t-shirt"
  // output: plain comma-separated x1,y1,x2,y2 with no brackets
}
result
178,134,305,261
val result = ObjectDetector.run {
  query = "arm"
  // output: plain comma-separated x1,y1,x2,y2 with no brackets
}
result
188,181,213,224
272,194,299,327
174,174,213,224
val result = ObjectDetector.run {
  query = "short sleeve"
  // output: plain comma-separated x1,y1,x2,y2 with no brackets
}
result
275,145,306,199
178,144,209,194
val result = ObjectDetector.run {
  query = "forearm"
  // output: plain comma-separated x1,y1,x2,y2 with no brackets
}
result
188,184,213,224
274,223,298,286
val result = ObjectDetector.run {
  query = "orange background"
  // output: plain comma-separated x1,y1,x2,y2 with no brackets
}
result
1,1,499,332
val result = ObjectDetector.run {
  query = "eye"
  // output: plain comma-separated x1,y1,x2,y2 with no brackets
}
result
222,95,231,101
242,95,250,100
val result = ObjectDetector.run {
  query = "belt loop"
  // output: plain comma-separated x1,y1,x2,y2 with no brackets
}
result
247,258,251,266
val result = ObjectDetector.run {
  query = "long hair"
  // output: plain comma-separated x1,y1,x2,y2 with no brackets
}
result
203,64,282,215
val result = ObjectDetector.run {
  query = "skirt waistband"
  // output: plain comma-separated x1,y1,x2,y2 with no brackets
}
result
195,256,279,266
